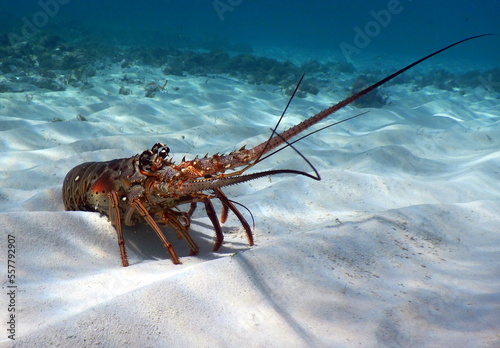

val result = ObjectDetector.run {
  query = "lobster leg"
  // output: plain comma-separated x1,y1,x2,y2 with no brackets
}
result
213,188,253,247
187,202,197,219
128,199,181,264
159,210,200,256
185,198,228,251
109,191,129,267
220,201,229,224
186,189,253,250
202,197,225,251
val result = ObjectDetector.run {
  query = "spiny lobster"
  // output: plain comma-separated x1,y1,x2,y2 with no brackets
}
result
63,35,489,267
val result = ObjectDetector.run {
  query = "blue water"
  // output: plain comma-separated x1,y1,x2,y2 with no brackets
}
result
2,0,499,68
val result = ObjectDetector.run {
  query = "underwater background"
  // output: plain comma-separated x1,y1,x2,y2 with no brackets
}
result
1,1,500,346
2,1,500,63
1,0,500,97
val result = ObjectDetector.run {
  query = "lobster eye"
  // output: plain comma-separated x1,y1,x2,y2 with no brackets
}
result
140,156,151,166
159,147,169,158
141,149,154,156
151,143,165,152
139,149,154,168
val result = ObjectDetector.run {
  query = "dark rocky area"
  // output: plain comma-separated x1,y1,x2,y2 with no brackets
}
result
0,33,498,104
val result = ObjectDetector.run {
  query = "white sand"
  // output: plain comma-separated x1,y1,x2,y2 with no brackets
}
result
1,63,499,347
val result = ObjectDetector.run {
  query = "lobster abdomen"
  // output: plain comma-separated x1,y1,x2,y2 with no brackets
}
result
62,159,124,214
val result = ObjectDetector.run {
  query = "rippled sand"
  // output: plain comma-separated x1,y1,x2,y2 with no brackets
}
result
1,63,499,347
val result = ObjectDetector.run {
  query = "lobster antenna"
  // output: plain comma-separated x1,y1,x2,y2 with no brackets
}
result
254,73,306,164
228,199,256,230
258,33,494,163
268,127,321,181
259,111,369,162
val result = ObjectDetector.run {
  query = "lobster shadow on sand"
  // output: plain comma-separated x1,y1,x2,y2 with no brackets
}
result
122,219,251,264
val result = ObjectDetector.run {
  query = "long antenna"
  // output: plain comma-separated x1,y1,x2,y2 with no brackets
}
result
249,34,494,160
253,73,305,165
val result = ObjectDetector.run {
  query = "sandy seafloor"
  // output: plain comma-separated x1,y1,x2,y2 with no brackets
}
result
1,58,499,347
